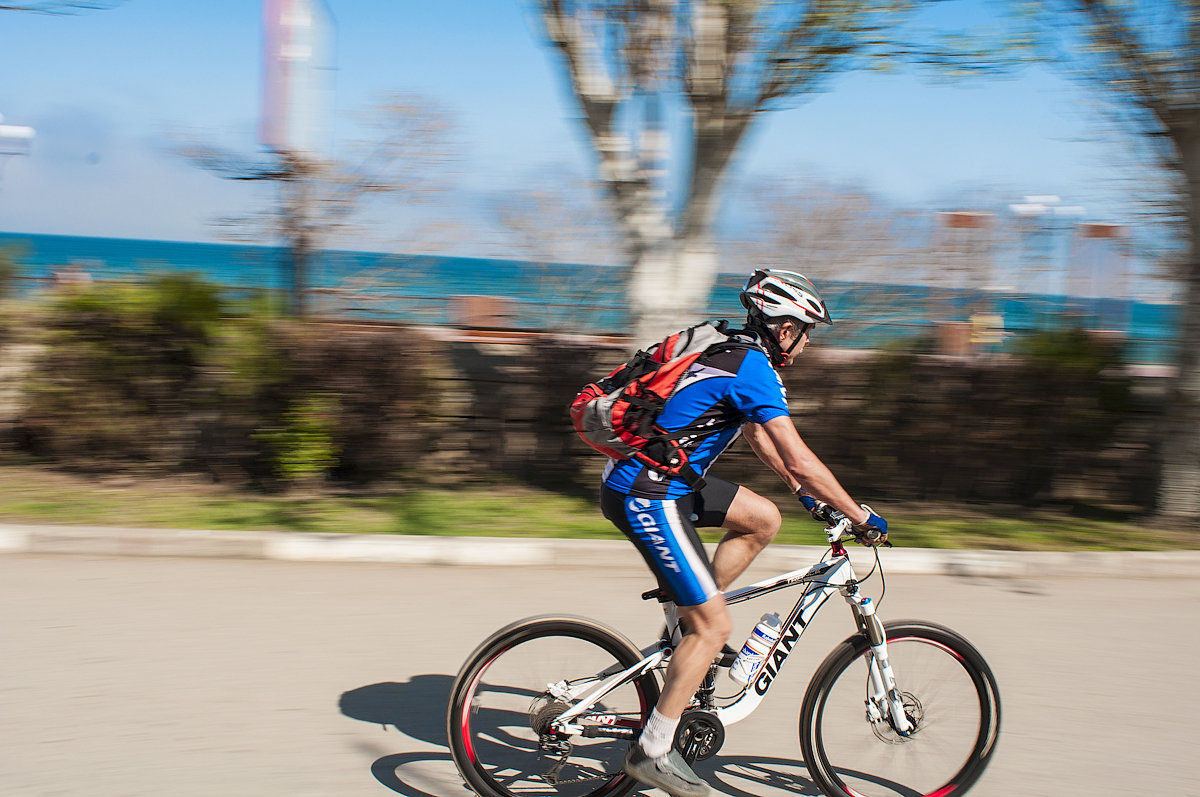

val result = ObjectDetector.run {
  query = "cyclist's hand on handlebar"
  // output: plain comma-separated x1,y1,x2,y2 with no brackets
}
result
798,493,845,525
851,504,888,546
800,493,890,546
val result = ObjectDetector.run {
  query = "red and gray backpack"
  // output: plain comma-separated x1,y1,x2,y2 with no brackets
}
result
569,321,752,489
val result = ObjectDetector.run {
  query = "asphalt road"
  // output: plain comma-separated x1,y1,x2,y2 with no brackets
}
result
2,553,1196,797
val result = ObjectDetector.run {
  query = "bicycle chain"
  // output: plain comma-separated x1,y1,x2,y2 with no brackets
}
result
539,748,617,786
541,769,617,786
537,736,622,786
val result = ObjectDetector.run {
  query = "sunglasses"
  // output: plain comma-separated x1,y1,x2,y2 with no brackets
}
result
779,322,815,361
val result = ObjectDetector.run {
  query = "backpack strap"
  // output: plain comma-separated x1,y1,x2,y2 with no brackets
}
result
634,443,706,491
643,329,757,490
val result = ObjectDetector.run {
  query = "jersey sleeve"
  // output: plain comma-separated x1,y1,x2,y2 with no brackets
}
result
728,348,790,424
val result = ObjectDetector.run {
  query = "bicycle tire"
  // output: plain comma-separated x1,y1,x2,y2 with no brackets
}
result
447,615,661,797
799,620,1001,797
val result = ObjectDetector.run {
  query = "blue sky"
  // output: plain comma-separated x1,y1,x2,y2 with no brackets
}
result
0,0,1136,256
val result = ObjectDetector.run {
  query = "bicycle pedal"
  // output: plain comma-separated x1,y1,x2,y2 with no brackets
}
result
716,644,737,667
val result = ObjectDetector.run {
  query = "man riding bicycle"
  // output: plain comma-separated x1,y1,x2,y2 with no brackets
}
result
602,269,888,797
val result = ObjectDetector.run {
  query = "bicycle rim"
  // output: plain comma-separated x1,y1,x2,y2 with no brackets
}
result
801,624,1000,797
448,617,659,797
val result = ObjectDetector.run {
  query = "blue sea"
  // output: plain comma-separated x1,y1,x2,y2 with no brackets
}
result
0,231,1179,363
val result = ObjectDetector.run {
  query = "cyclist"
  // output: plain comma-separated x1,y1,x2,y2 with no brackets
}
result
604,268,887,797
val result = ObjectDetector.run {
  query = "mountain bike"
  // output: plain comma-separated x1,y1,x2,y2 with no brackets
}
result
446,514,1001,797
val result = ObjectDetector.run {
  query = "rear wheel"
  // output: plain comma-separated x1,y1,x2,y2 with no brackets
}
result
447,616,661,797
799,621,1001,797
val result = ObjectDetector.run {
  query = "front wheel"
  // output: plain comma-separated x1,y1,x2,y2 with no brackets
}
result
447,615,661,797
799,620,1001,797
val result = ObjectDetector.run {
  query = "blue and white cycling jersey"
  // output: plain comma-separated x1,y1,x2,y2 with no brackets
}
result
602,337,790,499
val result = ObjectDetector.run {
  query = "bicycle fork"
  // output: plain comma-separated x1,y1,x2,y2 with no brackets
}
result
844,589,915,737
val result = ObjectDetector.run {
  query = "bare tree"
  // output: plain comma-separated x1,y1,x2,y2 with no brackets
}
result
178,94,458,317
0,1,118,11
485,171,629,331
490,173,622,268
737,176,920,283
537,0,998,344
1022,0,1200,517
731,177,1024,343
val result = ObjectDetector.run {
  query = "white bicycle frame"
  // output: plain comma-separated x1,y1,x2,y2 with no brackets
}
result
552,519,913,738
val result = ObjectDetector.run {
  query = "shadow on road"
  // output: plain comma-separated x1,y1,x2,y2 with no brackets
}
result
370,749,464,797
339,674,454,746
694,755,820,797
340,678,824,797
367,749,820,797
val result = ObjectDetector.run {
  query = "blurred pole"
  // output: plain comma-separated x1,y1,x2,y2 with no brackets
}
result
1009,196,1086,331
935,211,993,355
260,0,335,317
1073,222,1130,332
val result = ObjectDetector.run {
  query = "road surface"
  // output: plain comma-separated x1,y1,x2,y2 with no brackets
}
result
2,552,1195,796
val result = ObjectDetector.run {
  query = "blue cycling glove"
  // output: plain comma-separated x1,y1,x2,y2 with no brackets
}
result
800,493,888,544
797,493,845,525
853,504,888,544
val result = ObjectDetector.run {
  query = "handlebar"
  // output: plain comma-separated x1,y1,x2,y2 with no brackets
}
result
825,517,890,547
803,496,892,549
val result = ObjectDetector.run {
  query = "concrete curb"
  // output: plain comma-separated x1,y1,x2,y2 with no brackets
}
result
3,522,1199,578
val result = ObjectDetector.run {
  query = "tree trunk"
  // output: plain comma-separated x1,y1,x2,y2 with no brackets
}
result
1158,136,1200,517
626,235,721,345
280,158,313,318
625,115,747,345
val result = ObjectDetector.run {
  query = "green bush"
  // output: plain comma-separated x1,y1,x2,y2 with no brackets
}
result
14,276,447,488
280,325,443,485
739,327,1140,507
0,246,20,302
254,393,341,485
5,279,1155,508
16,273,224,466
1014,326,1127,374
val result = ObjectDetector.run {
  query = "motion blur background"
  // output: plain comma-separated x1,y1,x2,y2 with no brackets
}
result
1,0,1197,524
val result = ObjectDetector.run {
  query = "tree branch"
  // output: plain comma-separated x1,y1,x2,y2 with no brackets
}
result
1071,0,1185,136
0,1,119,13
539,0,667,241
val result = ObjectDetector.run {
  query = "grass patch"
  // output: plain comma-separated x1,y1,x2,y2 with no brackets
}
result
0,465,1193,551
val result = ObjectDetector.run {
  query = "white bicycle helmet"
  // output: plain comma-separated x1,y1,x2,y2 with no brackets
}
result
739,269,833,326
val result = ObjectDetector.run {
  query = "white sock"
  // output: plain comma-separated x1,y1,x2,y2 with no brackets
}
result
638,709,680,758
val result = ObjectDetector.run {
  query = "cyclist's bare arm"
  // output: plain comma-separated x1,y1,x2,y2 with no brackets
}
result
744,417,869,525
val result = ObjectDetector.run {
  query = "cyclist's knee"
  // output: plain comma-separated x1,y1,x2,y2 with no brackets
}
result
725,489,782,542
681,598,733,647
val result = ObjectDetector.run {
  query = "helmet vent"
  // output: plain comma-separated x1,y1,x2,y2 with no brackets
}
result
763,284,797,301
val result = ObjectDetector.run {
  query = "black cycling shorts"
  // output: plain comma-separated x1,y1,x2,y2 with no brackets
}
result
601,476,740,606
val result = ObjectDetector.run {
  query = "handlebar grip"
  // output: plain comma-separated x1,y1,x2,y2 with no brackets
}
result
805,500,844,525
851,525,892,547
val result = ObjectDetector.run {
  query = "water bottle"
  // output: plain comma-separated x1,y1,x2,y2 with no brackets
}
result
728,613,782,685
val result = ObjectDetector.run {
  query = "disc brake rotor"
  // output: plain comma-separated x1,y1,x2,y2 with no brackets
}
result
868,691,924,744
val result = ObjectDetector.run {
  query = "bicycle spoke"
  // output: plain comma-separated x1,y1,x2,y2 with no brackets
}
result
449,619,658,797
802,626,999,797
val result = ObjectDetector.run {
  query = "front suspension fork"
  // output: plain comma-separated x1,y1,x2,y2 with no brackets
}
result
846,590,914,735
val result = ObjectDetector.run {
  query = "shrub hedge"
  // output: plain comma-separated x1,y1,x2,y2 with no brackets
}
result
0,275,1161,509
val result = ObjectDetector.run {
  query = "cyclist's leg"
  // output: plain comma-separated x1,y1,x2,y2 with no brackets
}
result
600,486,720,607
601,487,726,796
661,594,731,714
600,486,732,714
690,477,781,592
